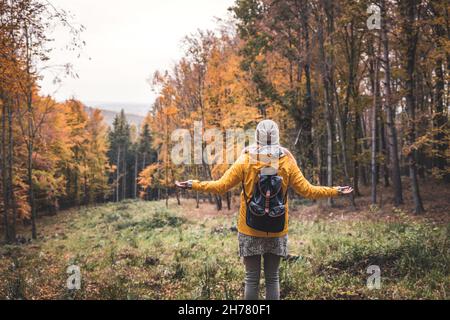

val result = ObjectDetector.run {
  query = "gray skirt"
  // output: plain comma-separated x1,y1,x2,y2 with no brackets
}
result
238,232,288,257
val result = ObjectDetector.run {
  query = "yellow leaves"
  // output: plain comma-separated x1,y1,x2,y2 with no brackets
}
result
138,163,180,197
141,30,266,192
164,105,178,116
402,129,444,157
255,51,265,63
12,176,31,219
202,41,260,130
17,96,111,209
137,163,160,189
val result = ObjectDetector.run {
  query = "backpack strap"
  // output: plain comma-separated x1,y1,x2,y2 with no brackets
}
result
241,165,252,206
242,180,249,205
283,188,288,205
283,177,289,205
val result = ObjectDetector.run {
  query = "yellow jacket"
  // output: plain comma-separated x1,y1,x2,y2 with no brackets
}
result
192,152,339,237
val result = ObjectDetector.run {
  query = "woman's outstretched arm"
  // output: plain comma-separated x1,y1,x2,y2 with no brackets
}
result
177,157,245,195
288,157,351,199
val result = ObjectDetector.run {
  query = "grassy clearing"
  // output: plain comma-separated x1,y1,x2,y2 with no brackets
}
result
0,199,448,300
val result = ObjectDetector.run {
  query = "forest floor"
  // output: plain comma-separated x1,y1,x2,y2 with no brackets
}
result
0,180,449,300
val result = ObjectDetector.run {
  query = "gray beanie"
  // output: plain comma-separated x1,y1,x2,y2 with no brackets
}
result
255,120,280,146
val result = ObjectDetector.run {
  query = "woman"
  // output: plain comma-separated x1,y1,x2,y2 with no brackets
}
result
176,120,353,300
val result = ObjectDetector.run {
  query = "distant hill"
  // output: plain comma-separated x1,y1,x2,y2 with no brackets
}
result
84,106,145,129
84,101,150,129
85,101,150,117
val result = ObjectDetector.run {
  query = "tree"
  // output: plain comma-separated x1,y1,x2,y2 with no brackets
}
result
400,0,425,214
428,1,449,181
1,0,84,240
64,99,88,207
381,0,404,206
108,110,131,202
84,108,110,204
368,30,381,204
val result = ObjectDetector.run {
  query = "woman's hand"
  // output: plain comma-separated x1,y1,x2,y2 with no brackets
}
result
175,181,192,190
337,186,354,195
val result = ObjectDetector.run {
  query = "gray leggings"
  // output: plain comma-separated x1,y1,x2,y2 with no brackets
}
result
243,254,281,300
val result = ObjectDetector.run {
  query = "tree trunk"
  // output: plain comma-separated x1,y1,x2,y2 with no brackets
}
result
381,0,403,205
27,100,37,239
165,187,169,208
226,191,231,210
116,144,120,202
195,166,200,208
300,0,314,174
202,163,222,211
370,39,381,205
433,38,447,180
74,150,79,207
83,163,88,206
7,104,17,240
341,17,364,199
122,147,127,199
403,0,424,214
2,101,11,243
142,153,146,171
359,115,369,187
379,116,390,187
175,188,180,205
140,152,146,199
317,11,334,207
134,153,138,199
196,191,200,208
333,81,356,208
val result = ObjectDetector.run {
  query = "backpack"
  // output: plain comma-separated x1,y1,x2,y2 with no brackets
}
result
243,173,288,233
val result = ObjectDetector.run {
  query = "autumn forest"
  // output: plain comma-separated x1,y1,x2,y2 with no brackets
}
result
0,0,449,300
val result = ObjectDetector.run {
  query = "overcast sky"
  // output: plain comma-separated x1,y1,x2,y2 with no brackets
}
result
39,0,235,115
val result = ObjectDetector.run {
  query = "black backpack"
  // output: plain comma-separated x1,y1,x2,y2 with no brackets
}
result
243,173,288,233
